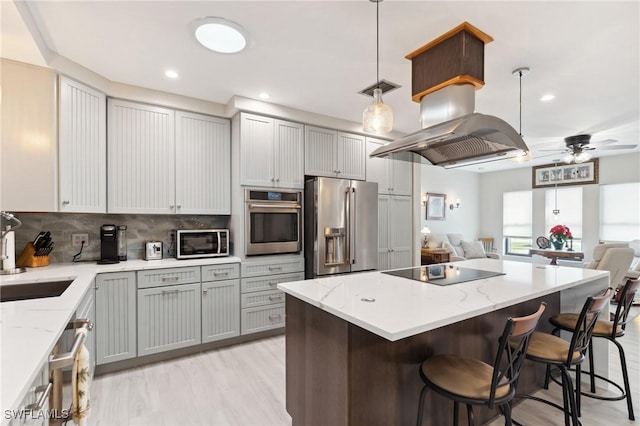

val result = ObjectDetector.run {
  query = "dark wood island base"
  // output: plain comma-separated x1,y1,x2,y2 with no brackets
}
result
285,293,560,426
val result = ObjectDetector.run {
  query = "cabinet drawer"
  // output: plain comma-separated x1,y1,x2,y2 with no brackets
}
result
241,289,285,308
241,256,304,278
137,266,200,288
241,272,304,294
241,303,285,335
201,263,240,282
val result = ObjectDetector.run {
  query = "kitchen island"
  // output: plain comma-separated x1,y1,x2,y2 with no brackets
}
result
278,259,610,426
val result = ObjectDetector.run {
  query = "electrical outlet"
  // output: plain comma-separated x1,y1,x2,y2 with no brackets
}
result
72,233,89,248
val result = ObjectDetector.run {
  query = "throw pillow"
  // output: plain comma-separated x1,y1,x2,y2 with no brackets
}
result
441,241,456,254
461,240,486,259
453,245,465,257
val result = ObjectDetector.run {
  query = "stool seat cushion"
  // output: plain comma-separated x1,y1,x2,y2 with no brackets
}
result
526,331,582,363
420,354,510,400
549,313,623,337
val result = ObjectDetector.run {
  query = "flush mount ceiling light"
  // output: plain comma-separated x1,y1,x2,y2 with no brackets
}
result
164,70,179,79
362,0,393,134
540,94,555,102
194,17,249,54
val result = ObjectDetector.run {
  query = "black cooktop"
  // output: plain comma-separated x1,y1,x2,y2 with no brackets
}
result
383,265,505,286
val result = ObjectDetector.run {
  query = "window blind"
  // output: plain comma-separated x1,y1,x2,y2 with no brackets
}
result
600,182,640,241
503,191,532,237
545,186,583,238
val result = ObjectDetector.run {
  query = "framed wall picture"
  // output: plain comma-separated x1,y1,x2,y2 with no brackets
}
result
426,193,446,220
532,159,599,189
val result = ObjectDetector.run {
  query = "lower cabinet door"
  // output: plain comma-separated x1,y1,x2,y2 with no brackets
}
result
241,303,285,335
137,283,201,356
202,279,240,343
95,272,137,365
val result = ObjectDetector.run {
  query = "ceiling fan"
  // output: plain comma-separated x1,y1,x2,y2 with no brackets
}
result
538,134,638,163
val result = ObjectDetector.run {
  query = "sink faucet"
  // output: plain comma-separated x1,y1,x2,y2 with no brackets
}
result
1,211,25,274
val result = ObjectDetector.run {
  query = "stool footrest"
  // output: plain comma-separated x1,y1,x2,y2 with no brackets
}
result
513,393,583,426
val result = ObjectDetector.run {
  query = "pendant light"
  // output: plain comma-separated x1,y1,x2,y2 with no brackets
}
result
512,67,530,162
552,161,561,215
362,0,393,134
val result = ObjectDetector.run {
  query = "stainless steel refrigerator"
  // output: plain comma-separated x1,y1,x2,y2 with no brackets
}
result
304,177,378,278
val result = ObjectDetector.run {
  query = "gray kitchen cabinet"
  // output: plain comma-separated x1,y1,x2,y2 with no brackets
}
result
304,125,366,180
240,256,304,335
202,279,240,343
137,266,200,289
366,137,412,196
201,263,240,343
95,272,137,365
137,282,202,356
107,99,230,214
58,75,107,213
378,195,413,271
239,112,304,188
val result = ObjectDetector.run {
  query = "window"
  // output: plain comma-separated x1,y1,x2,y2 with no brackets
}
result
545,186,583,251
600,182,640,241
503,191,532,256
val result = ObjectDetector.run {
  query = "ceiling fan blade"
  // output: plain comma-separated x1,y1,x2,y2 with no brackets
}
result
589,138,617,146
538,148,567,152
597,144,638,150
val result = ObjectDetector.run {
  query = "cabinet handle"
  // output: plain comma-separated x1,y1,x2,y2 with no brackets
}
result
162,289,179,295
161,276,179,282
268,266,282,271
268,295,283,301
269,314,283,320
268,281,277,286
271,177,275,182
62,200,70,205
275,177,280,182
169,204,175,209
177,205,182,209
213,271,229,277
203,289,208,295
25,382,53,411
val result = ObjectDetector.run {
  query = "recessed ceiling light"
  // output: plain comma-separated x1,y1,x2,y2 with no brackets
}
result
540,94,555,102
194,17,249,54
259,92,269,99
165,70,179,79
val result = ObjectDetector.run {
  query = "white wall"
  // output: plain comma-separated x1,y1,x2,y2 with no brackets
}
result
479,153,640,263
419,163,480,241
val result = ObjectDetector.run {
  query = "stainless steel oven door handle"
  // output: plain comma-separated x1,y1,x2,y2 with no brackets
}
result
248,204,301,209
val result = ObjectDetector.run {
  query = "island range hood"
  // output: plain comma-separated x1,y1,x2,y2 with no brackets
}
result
370,22,529,168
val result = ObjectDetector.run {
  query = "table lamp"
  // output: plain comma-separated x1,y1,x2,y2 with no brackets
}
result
421,226,431,247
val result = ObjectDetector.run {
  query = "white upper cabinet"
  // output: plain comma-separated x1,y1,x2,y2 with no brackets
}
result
108,99,230,214
304,126,366,181
108,99,175,214
176,111,230,214
239,113,303,189
366,137,412,195
0,60,57,212
58,76,106,213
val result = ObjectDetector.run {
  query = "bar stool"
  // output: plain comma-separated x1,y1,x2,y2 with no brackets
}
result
548,278,639,420
416,303,546,426
517,288,612,426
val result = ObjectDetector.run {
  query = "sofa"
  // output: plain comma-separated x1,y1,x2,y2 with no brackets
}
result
424,233,501,261
626,239,640,280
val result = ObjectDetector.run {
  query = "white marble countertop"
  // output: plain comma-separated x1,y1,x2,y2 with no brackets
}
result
0,256,240,418
278,259,610,342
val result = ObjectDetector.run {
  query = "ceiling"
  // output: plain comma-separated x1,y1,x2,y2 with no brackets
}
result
2,0,639,173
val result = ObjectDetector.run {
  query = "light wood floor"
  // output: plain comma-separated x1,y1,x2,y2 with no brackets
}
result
88,311,639,426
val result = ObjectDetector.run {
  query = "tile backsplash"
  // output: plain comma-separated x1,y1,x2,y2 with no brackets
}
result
10,213,229,264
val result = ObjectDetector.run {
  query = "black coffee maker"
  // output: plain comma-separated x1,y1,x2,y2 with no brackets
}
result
98,224,120,264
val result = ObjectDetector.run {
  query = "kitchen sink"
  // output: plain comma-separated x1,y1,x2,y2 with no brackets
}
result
0,280,73,302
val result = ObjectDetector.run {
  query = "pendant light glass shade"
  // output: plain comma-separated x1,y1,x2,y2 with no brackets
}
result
363,88,393,134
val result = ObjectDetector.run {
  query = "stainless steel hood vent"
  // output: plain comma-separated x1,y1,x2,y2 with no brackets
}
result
370,112,528,168
370,22,530,168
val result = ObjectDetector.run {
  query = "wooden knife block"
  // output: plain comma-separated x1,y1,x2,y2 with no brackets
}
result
16,242,50,267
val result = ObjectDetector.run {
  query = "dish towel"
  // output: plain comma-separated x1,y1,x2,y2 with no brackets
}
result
72,328,91,426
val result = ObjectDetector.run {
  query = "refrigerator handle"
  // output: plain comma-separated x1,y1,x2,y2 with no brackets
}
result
345,187,351,264
350,187,356,264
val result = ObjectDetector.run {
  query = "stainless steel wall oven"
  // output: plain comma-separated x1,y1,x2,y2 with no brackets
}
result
245,189,302,256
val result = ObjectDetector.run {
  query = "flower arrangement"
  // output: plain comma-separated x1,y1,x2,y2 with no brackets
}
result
549,225,572,249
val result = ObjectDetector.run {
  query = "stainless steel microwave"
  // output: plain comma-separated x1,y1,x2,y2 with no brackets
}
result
170,229,229,259
245,189,302,256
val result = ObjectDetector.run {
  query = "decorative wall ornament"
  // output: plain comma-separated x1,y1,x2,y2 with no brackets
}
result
426,193,446,220
532,158,599,189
